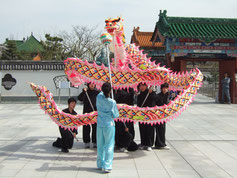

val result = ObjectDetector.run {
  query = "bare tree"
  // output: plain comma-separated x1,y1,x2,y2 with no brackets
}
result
59,25,103,61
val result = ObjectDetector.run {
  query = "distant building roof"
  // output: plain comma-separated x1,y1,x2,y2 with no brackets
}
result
152,10,237,42
5,34,44,53
131,27,164,48
14,40,24,47
17,34,44,53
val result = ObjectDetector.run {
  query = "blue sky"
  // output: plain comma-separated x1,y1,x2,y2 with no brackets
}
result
0,0,237,43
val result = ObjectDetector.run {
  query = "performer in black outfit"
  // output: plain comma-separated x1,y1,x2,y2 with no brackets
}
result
115,88,135,137
155,83,170,150
78,82,100,148
137,83,156,151
114,88,136,151
52,98,78,153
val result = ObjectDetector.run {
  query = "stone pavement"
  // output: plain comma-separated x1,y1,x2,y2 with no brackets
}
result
0,94,237,178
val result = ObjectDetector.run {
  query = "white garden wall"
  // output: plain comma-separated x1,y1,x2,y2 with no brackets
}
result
0,70,83,97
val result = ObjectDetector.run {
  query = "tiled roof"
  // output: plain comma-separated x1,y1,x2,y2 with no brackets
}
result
17,35,44,53
131,27,163,47
0,60,64,70
14,40,24,47
5,34,44,53
155,10,237,41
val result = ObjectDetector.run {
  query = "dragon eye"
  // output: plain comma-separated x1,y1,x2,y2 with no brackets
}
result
114,17,121,22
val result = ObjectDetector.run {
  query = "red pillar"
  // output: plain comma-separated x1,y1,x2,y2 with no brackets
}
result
170,59,181,72
219,59,236,103
180,60,186,72
166,53,171,69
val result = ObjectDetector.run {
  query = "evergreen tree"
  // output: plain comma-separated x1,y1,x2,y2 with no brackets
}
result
1,40,21,60
19,50,32,60
207,70,219,85
41,34,64,60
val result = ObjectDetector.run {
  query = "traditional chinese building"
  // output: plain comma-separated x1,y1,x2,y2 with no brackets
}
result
131,27,166,65
3,33,44,61
152,10,237,103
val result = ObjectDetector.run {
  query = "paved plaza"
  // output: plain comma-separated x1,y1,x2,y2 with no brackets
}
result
0,94,237,178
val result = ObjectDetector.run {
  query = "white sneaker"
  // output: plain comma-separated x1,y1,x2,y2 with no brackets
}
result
146,146,152,151
119,147,128,152
85,143,90,148
102,168,111,173
139,144,145,150
159,146,170,150
104,169,111,173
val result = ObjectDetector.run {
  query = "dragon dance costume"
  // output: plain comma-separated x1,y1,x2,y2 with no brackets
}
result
29,16,203,129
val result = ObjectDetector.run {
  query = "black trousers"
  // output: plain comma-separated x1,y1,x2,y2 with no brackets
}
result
126,121,135,140
155,123,166,147
115,121,135,147
57,127,74,149
115,121,123,147
83,123,97,143
139,123,154,147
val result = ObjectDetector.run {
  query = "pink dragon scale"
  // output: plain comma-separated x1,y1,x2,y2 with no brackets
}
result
30,17,203,129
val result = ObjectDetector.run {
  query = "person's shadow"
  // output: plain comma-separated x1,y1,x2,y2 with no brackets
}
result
0,136,145,174
36,163,103,174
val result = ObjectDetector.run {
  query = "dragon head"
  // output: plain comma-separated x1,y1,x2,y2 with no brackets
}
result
105,17,124,35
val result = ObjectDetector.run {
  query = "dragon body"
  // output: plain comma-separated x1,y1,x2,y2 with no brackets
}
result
30,16,203,129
